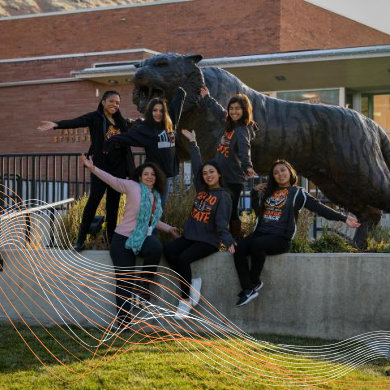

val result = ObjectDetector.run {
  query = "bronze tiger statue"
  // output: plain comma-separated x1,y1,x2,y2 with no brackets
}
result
130,52,390,248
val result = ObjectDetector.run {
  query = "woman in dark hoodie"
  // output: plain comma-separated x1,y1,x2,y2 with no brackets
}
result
200,87,256,239
37,90,132,251
105,88,186,206
234,159,360,308
163,129,235,320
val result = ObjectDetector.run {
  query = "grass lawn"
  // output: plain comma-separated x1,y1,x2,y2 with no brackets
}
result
0,322,389,390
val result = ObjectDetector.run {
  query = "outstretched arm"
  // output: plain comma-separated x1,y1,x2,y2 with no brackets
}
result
38,112,95,132
215,195,235,251
81,154,134,194
236,127,256,179
200,86,227,123
181,129,203,192
37,121,58,132
304,192,360,228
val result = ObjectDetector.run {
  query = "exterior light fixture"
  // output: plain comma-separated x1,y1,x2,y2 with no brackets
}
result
275,75,286,81
108,79,118,84
125,78,133,83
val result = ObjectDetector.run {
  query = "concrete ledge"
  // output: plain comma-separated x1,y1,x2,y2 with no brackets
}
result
0,247,389,340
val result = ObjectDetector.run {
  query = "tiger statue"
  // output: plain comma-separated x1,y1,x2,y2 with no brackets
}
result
131,52,390,248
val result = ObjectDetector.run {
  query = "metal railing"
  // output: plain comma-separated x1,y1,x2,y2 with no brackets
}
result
0,152,146,207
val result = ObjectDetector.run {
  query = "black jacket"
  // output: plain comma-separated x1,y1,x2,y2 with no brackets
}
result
251,187,347,240
104,88,186,178
55,110,132,178
183,142,235,248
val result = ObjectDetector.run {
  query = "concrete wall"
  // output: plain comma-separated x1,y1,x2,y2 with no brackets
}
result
1,247,389,340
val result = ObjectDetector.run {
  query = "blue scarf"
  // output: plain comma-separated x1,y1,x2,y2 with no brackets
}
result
125,183,162,255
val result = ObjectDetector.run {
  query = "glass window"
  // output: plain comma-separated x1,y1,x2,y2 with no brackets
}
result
373,94,390,131
276,89,340,105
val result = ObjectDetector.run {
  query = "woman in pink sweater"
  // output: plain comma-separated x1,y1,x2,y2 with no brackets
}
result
82,155,178,329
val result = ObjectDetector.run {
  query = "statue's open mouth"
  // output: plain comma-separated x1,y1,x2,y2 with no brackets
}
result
136,86,166,100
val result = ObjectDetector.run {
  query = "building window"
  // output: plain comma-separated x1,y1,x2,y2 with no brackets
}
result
276,89,340,105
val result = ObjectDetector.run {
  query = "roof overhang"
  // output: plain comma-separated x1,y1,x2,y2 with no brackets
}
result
71,45,390,92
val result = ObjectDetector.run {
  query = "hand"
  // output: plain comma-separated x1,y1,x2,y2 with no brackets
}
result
345,216,360,229
254,183,268,193
81,154,95,172
228,244,235,254
169,227,180,238
200,86,209,98
37,120,57,132
181,129,196,142
246,167,256,179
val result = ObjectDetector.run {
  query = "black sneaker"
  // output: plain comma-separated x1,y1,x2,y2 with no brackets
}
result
237,280,263,297
236,289,259,307
252,280,264,292
73,241,85,252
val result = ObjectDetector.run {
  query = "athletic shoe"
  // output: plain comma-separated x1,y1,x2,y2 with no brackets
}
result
174,299,193,319
237,280,263,297
252,280,264,292
189,277,202,307
73,241,85,252
236,289,259,307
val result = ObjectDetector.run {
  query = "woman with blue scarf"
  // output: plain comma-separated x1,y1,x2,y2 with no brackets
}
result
82,154,179,329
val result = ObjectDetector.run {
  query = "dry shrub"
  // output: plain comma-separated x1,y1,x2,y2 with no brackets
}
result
160,175,195,243
55,193,126,250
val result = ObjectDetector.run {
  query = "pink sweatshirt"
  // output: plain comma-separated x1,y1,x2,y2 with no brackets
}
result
93,167,172,237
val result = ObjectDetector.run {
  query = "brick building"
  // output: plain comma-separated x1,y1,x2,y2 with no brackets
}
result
1,0,390,154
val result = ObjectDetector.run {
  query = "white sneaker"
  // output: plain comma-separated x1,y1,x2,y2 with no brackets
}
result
174,299,192,319
189,277,202,307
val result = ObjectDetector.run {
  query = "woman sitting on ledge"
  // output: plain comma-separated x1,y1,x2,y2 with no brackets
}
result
82,154,179,329
234,159,360,307
163,130,235,320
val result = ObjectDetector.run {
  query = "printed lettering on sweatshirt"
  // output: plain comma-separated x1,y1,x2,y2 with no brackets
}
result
190,191,218,224
216,130,235,158
158,130,175,149
262,188,289,222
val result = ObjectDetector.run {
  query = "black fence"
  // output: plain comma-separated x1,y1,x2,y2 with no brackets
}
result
0,152,333,238
0,152,145,208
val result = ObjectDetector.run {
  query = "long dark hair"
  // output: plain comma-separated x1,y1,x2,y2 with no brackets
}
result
132,162,166,195
97,90,127,129
263,159,298,198
226,94,254,132
144,98,173,133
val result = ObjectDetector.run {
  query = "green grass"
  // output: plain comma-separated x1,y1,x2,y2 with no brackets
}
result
0,323,389,390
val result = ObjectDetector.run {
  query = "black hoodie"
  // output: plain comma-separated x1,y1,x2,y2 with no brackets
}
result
55,110,130,178
104,88,186,178
251,187,347,240
183,142,235,249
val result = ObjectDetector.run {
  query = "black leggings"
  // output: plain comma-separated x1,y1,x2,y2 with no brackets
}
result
110,233,163,323
225,182,244,222
81,173,121,242
234,233,291,290
163,237,218,298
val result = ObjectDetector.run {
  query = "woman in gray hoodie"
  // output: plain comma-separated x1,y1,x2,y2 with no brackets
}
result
163,130,235,320
200,87,257,239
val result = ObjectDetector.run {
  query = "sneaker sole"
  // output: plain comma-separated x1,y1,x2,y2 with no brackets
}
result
254,281,264,292
236,291,259,307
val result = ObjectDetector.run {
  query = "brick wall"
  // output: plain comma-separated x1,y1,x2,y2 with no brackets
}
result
280,0,390,51
1,0,390,155
0,81,139,154
0,0,280,59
